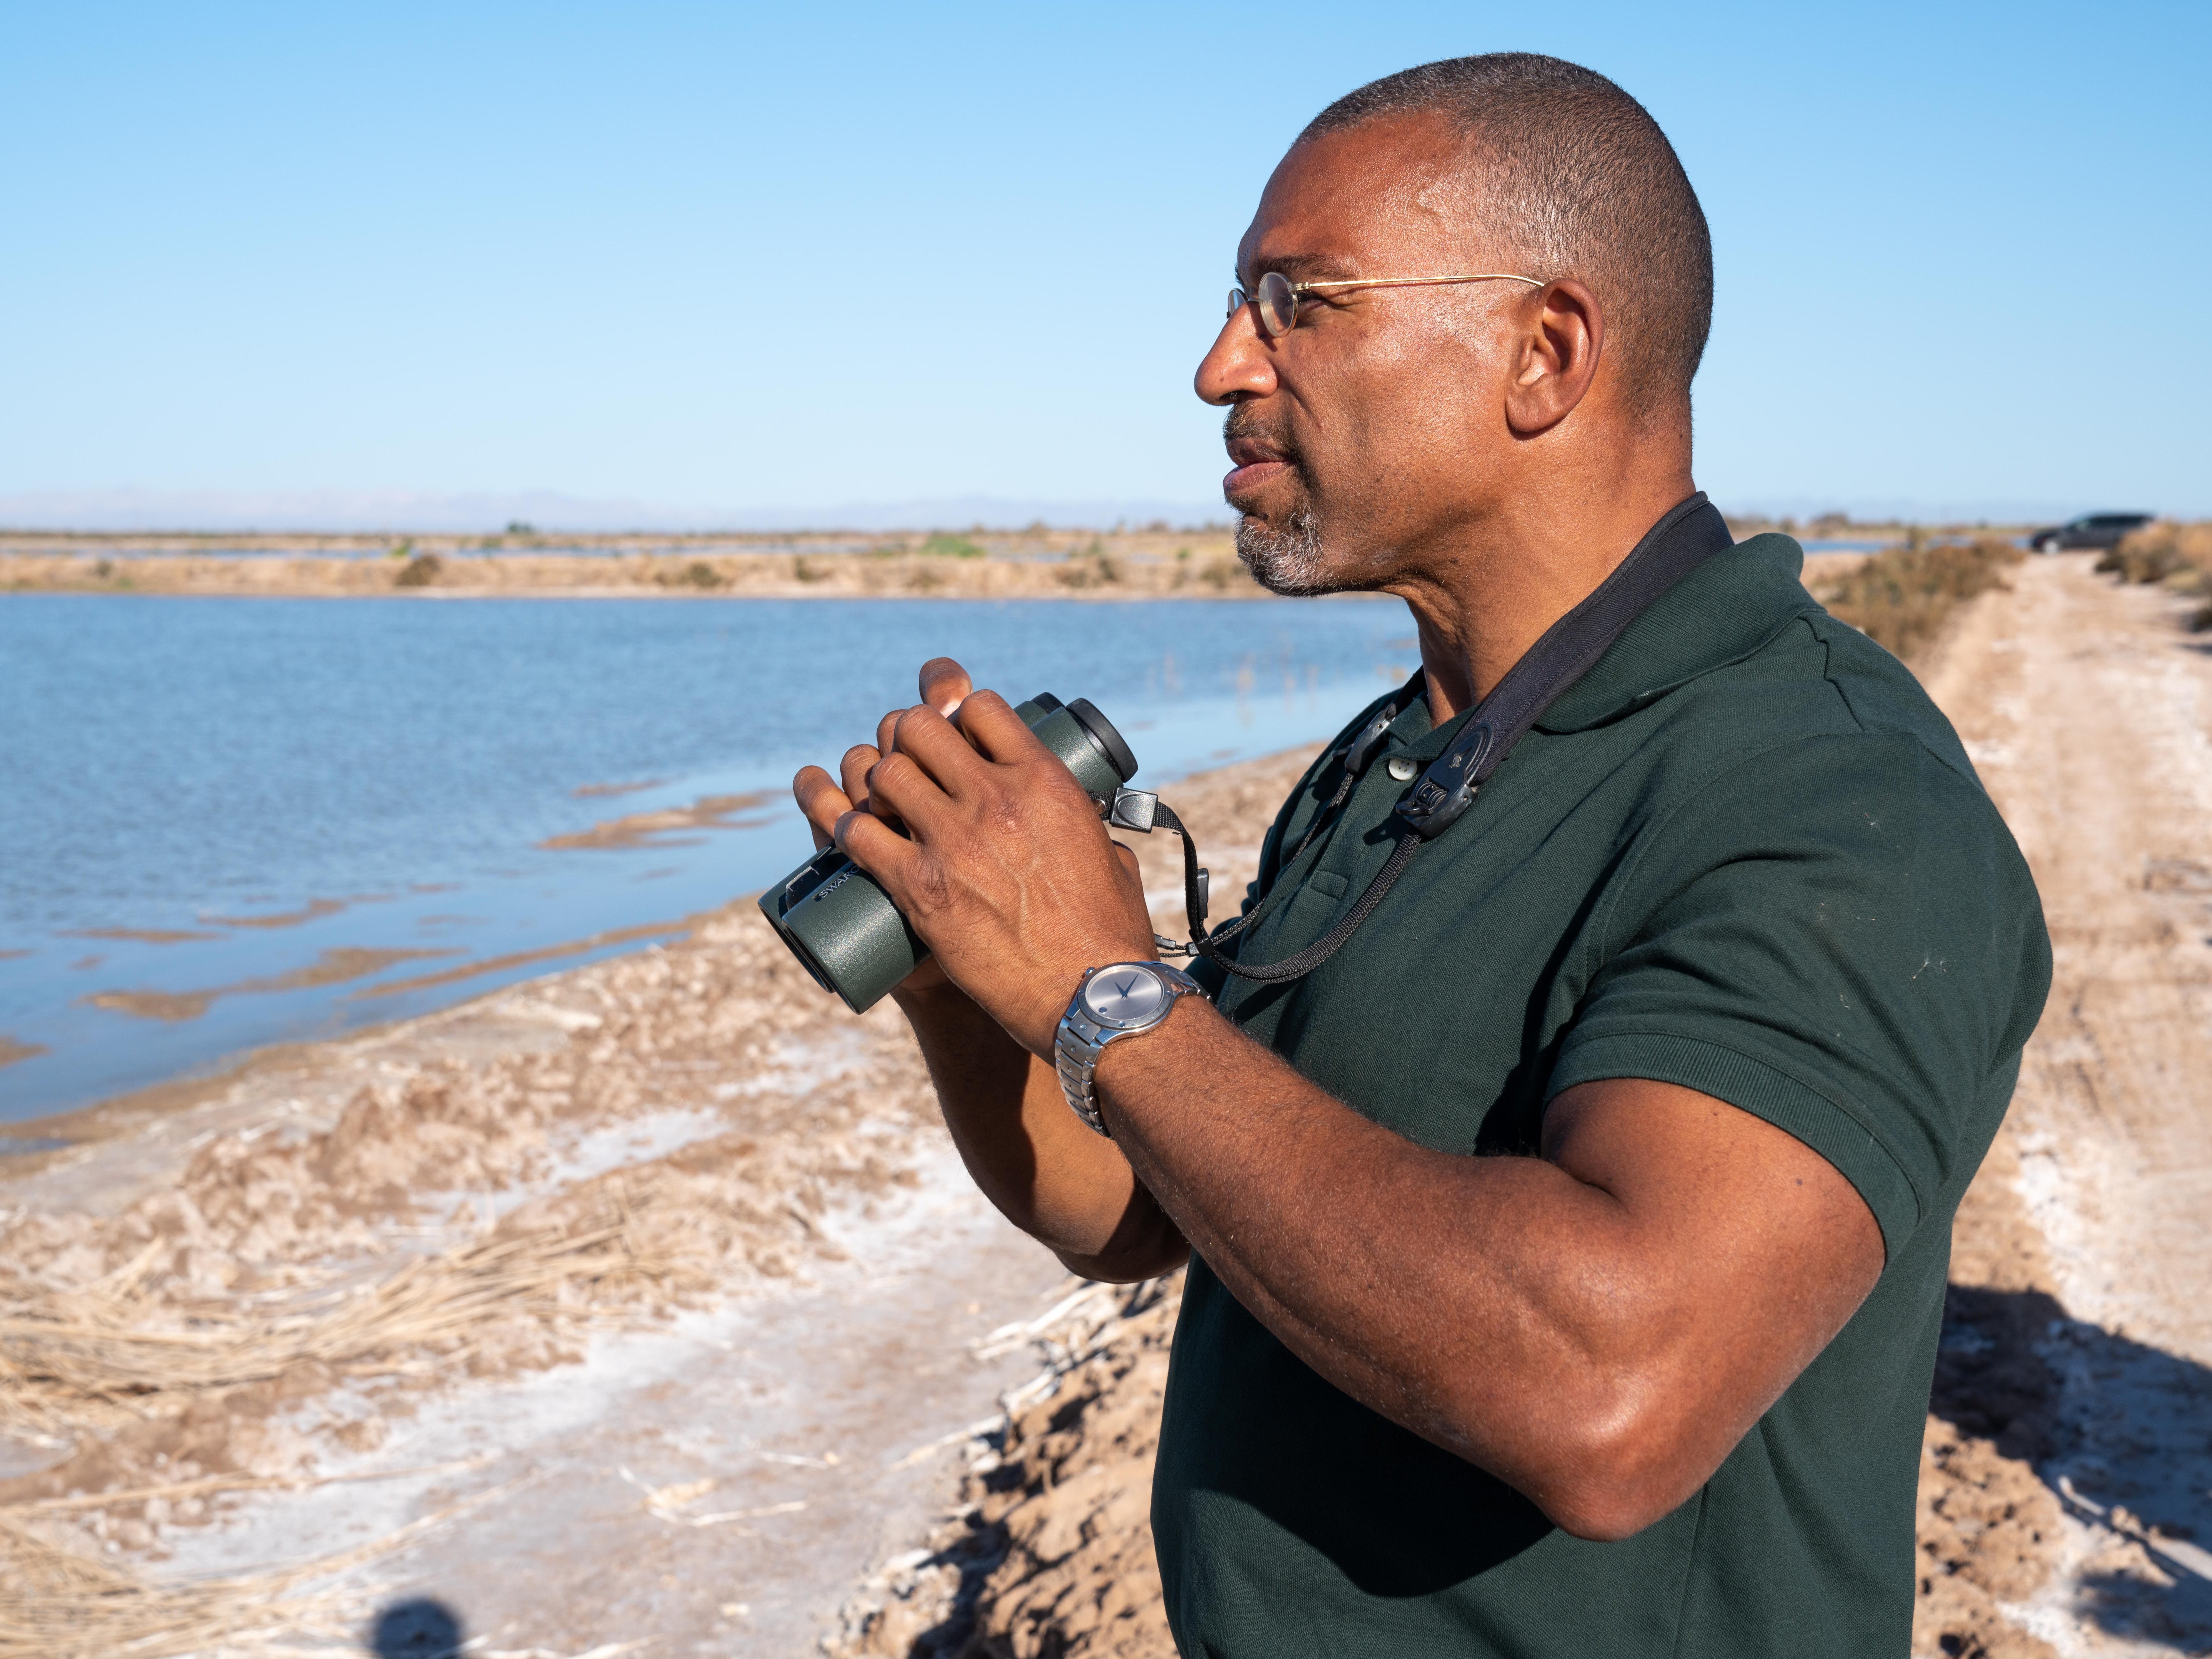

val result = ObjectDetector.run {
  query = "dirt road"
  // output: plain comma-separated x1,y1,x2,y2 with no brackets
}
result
1912,553,2212,1655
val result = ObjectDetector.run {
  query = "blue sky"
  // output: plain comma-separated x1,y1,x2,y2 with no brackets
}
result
3,1,2206,525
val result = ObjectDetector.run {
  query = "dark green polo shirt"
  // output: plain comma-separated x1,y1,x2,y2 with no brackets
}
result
1154,534,2051,1658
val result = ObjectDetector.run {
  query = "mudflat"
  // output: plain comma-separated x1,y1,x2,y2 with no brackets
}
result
0,746,1310,1656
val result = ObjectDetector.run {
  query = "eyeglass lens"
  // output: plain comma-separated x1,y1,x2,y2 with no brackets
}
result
1226,272,1300,338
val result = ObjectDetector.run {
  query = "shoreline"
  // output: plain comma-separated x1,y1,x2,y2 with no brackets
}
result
2,544,1875,604
0,535,1278,602
0,743,1319,1656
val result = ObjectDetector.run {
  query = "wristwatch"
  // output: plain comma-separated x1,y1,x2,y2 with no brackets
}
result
1055,960,1206,1136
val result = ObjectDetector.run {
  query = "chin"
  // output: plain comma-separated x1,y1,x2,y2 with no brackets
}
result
1234,508,1344,596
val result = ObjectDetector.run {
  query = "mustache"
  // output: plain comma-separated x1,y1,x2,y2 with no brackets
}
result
1222,406,1302,466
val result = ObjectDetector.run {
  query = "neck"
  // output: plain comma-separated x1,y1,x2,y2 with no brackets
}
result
1388,455,1696,723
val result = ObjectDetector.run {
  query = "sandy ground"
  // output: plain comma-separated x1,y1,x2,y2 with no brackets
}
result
8,552,2210,1658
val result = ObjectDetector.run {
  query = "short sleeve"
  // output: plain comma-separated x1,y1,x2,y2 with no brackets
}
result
1547,734,2049,1257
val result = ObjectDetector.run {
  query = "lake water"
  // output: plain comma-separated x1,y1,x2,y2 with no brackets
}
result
0,593,1415,1121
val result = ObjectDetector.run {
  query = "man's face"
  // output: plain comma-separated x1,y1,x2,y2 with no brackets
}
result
1196,115,1527,595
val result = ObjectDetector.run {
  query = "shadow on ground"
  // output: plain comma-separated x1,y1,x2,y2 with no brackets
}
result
368,1597,466,1658
1935,1284,2212,1649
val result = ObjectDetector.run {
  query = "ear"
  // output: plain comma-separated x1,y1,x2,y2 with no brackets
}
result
1503,279,1604,437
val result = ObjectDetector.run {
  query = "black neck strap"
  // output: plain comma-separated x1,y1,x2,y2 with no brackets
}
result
1159,492,1732,984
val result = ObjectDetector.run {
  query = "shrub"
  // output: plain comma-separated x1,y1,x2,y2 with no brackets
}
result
920,533,986,559
394,553,443,588
1820,537,2023,663
2099,520,2212,587
1199,555,1247,591
1056,541,1119,589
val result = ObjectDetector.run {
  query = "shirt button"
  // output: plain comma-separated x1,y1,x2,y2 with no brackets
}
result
1387,756,1419,781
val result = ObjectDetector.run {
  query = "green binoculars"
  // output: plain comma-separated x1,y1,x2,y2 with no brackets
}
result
759,694,1141,1012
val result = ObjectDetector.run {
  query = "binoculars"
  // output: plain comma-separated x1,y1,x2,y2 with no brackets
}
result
760,693,1141,1012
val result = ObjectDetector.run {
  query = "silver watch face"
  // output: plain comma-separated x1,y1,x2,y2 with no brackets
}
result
1080,964,1170,1027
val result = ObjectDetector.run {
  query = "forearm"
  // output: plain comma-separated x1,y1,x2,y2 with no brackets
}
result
1093,999,1670,1521
894,979,1187,1279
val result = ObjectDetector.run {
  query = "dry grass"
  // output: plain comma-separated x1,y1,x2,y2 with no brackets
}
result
1817,535,2026,663
0,1200,692,1445
0,1200,693,1656
0,1479,514,1659
2096,520,2212,628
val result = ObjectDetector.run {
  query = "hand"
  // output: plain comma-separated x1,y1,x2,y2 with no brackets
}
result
827,658,1158,1053
789,660,972,999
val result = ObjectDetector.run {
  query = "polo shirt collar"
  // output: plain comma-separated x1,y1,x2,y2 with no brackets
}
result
1377,530,1820,759
1534,532,1817,732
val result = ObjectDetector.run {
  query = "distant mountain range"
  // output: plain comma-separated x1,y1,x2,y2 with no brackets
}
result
0,489,1234,534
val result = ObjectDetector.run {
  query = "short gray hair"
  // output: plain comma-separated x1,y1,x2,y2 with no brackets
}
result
1301,54,1713,418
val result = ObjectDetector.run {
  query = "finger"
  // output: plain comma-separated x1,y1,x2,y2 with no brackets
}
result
840,743,881,811
1110,841,1143,883
863,748,957,835
952,689,1054,764
918,658,973,717
834,807,922,899
876,705,914,758
794,765,854,851
889,704,989,796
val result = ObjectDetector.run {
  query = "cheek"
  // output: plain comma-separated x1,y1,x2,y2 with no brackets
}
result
1292,321,1497,504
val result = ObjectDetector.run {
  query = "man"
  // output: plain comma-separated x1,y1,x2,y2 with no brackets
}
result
791,53,2049,1658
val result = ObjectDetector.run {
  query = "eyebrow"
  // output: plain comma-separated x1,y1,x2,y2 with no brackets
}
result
1236,252,1362,286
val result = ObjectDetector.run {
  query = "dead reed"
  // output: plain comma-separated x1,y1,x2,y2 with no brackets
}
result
0,1204,692,1446
0,1198,700,1655
2096,520,2212,628
1818,536,2026,664
0,1480,514,1659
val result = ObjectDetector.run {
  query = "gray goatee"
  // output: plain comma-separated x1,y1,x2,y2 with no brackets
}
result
1235,508,1331,596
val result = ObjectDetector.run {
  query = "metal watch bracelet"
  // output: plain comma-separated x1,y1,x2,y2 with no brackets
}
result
1054,961,1205,1137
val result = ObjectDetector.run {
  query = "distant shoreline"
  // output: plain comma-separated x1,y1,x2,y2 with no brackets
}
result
1,525,1885,603
0,527,1296,601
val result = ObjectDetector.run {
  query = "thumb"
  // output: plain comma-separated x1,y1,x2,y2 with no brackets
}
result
919,657,974,718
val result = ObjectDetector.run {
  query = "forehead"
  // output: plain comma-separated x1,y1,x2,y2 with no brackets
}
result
1238,113,1483,277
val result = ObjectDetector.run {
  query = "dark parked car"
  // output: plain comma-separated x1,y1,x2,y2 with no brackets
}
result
2030,512,2153,553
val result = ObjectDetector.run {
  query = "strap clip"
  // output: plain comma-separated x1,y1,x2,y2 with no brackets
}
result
1342,705,1398,779
1107,787,1158,832
1395,720,1492,841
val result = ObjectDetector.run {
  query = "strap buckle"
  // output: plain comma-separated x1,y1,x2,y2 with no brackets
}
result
1395,720,1491,841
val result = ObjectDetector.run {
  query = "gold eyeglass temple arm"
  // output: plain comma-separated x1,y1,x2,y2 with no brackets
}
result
1295,273,1544,293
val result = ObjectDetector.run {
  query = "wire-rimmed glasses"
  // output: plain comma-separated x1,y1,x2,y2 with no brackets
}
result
1227,269,1544,338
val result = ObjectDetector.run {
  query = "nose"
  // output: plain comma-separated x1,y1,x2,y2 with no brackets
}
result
1194,301,1278,407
